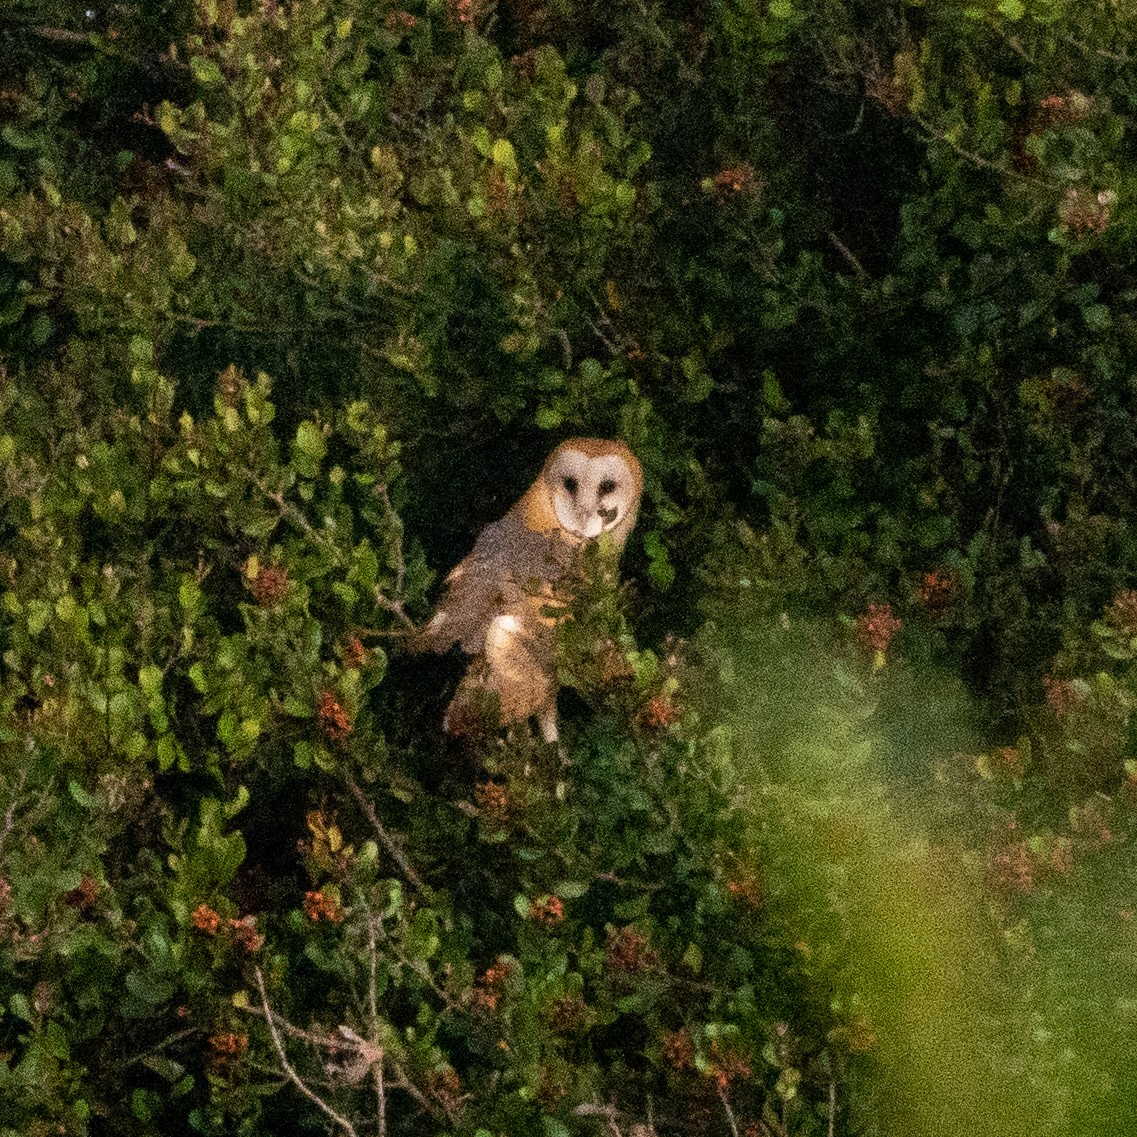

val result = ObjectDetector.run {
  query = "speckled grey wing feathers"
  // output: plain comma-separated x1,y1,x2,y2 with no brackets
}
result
417,513,573,655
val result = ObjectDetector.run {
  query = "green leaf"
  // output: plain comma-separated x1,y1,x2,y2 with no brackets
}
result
643,530,676,590
295,420,327,461
42,1021,70,1060
225,785,250,818
682,942,703,974
188,663,207,693
132,1088,157,1122
491,138,518,176
139,664,163,696
26,599,51,636
554,880,589,899
626,140,652,175
1,125,40,151
69,780,97,809
471,126,492,157
143,1054,186,1082
680,353,713,402
157,735,178,771
189,56,224,85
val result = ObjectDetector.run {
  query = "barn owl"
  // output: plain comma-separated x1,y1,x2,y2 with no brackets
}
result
417,438,643,743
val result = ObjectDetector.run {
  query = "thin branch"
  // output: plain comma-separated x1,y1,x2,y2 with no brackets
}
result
377,485,406,600
352,625,414,639
585,315,622,357
1063,34,1130,64
345,774,427,892
390,1062,441,1117
242,1003,341,1050
255,966,360,1137
828,1074,837,1137
718,1087,740,1137
373,483,417,631
336,1027,438,1120
373,1055,386,1137
318,92,370,167
33,25,91,43
759,1106,788,1137
360,914,387,1136
121,1028,197,1069
246,908,451,1128
558,328,573,371
165,312,294,335
573,1103,623,1137
390,942,464,1013
374,588,417,632
913,117,1051,187
367,917,380,1030
827,232,868,281
261,484,347,567
0,767,30,859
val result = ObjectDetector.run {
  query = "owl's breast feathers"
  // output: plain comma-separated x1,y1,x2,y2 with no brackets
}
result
416,511,574,656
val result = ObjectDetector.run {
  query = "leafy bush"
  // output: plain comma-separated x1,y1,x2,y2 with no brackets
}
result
3,0,1137,1134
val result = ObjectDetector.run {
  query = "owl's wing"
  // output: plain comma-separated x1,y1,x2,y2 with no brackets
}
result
416,513,572,656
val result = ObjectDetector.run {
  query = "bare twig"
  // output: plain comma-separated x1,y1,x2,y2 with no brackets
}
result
261,485,346,566
255,966,360,1137
758,1105,788,1137
352,625,415,639
573,1103,623,1137
0,766,30,859
828,1074,837,1137
828,231,868,281
165,312,293,334
373,1053,387,1137
345,775,427,892
718,1086,740,1137
377,486,406,599
1063,34,1130,63
328,1025,384,1085
121,1028,197,1069
33,25,91,43
373,483,417,632
558,328,573,371
585,315,622,356
367,917,380,1028
255,476,415,639
318,92,369,167
242,1002,341,1050
374,586,417,631
339,1029,440,1121
391,942,464,1013
913,117,1051,187
366,915,387,1137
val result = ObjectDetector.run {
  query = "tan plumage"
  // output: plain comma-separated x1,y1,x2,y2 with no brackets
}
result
417,438,643,742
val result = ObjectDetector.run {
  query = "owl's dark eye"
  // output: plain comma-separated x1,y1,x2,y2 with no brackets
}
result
563,476,578,495
599,479,617,496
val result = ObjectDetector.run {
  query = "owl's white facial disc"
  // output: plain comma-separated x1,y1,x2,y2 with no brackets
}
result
548,448,638,542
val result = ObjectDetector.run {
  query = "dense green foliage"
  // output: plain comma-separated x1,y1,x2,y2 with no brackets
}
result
3,0,1137,1133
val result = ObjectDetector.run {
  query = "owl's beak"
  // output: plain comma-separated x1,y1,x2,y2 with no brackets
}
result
580,514,604,539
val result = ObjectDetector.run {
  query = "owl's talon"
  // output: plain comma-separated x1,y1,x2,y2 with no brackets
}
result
537,708,559,745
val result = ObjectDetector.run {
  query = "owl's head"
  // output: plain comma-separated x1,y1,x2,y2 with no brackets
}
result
534,438,643,547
